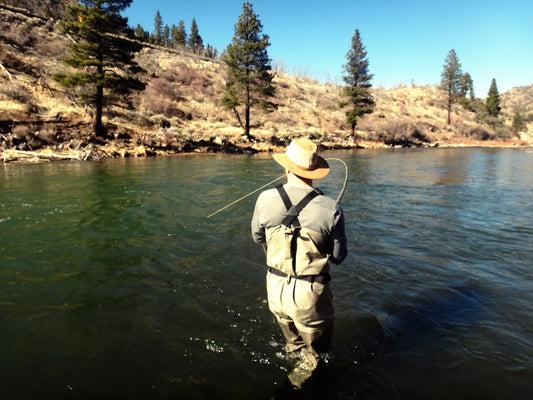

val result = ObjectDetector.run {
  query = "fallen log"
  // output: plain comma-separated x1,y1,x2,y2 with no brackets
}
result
0,62,13,79
9,149,80,160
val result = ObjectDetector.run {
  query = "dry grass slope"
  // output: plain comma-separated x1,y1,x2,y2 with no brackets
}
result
1,4,532,162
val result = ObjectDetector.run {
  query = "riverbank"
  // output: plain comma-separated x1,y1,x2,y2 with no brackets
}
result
0,135,353,164
2,134,529,164
1,3,532,165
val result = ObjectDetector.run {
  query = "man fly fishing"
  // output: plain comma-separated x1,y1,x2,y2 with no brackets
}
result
251,138,348,386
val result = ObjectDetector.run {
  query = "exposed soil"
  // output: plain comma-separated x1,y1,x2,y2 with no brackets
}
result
1,3,531,164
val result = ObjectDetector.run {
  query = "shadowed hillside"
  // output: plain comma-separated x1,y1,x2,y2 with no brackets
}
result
1,3,531,162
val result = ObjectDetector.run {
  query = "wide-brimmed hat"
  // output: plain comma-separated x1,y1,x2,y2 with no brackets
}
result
273,138,329,180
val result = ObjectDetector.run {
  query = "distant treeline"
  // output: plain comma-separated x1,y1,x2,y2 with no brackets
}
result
0,1,219,59
440,49,530,137
0,0,73,19
2,0,529,140
132,10,219,60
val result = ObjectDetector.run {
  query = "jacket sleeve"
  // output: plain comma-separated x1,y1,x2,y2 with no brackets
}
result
251,195,266,244
329,207,347,264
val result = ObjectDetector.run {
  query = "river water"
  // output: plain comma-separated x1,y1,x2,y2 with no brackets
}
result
1,148,532,399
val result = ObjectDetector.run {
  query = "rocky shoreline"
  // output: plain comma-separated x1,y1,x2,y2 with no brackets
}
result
1,117,530,165
0,137,361,164
2,135,528,164
0,118,364,163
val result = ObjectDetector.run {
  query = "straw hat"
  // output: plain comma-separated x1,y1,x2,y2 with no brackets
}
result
273,138,329,180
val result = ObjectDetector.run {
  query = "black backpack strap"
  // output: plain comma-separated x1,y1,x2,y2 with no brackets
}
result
276,184,323,227
277,184,293,212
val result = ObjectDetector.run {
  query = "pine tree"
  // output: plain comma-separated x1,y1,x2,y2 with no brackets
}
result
458,72,474,109
511,112,525,136
204,44,218,59
53,0,145,138
189,18,203,52
151,10,163,45
340,29,375,137
177,20,187,47
222,2,276,140
134,24,149,42
486,78,501,116
440,49,463,124
163,24,170,47
459,73,474,98
171,21,187,48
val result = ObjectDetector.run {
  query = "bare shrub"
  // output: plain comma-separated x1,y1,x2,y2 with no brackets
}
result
268,111,294,126
11,125,30,139
4,25,33,47
467,127,495,141
161,62,216,102
194,72,211,91
146,77,181,101
316,95,337,110
453,122,472,137
307,86,320,97
26,133,44,149
9,124,48,150
152,99,181,117
277,81,290,90
141,77,183,117
39,124,57,144
33,37,66,57
160,131,178,147
282,85,303,101
0,46,25,71
203,78,225,103
166,62,198,86
370,120,431,146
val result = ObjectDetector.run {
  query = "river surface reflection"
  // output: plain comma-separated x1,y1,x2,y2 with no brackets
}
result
1,148,532,399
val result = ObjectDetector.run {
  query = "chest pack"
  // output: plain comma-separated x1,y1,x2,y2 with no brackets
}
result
264,185,331,279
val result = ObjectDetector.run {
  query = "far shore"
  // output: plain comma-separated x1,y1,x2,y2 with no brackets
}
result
1,136,530,165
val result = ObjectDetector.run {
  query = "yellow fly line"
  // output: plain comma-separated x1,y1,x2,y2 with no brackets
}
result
206,158,349,218
206,175,285,218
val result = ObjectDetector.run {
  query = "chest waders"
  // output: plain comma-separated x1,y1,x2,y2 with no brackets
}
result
265,185,331,284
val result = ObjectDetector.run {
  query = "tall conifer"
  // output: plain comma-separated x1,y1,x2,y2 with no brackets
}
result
340,29,375,137
440,49,463,124
189,18,203,52
54,0,145,138
511,112,525,135
151,10,164,45
163,25,170,47
458,72,475,109
134,24,149,42
171,20,187,48
222,2,276,140
486,78,501,116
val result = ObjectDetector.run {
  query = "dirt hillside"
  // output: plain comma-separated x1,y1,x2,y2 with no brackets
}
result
1,3,532,163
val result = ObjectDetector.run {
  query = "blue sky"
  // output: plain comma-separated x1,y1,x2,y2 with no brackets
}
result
124,0,532,96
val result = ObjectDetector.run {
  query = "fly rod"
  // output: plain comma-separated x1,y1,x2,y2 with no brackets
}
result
206,175,285,218
327,157,349,204
206,158,349,218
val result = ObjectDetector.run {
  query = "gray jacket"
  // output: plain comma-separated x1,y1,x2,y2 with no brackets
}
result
251,183,347,275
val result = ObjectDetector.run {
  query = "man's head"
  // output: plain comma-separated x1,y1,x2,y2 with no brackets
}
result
273,138,329,180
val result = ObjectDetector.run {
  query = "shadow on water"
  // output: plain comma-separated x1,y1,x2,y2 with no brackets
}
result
272,283,488,400
366,283,493,400
380,283,487,350
270,367,400,400
268,312,400,400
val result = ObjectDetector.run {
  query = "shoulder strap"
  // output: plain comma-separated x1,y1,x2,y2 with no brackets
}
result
276,184,322,227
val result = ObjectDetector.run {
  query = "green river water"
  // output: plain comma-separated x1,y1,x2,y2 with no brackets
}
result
1,148,532,399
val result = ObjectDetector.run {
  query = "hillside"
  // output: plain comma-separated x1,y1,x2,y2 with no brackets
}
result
1,3,532,163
